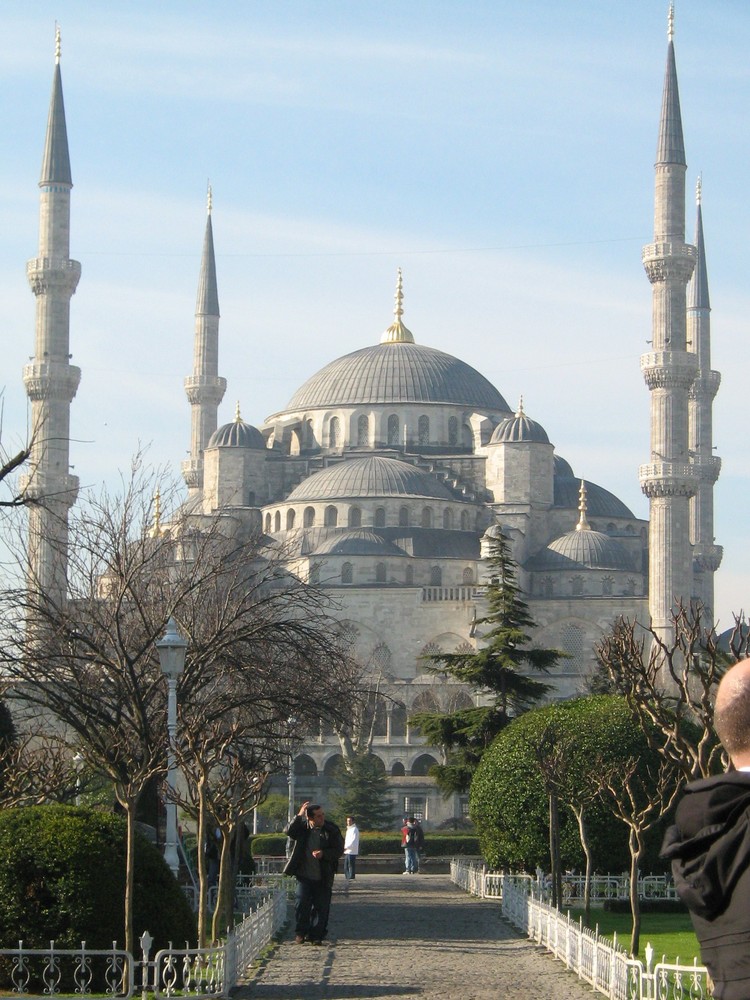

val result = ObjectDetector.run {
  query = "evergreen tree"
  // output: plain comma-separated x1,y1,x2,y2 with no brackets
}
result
333,753,394,831
410,531,560,795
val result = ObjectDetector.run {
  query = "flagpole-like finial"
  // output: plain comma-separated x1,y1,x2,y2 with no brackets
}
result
576,480,591,532
55,23,61,64
696,174,702,206
207,181,213,215
394,267,404,322
668,3,675,42
235,400,242,422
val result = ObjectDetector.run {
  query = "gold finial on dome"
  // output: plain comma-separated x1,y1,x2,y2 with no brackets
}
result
576,480,591,532
516,395,524,418
234,400,242,422
668,2,674,41
380,268,415,344
55,23,61,64
149,488,165,538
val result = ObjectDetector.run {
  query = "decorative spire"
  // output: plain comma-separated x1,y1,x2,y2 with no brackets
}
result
235,400,242,422
149,489,165,538
656,7,686,167
696,174,702,206
688,176,710,311
195,192,220,317
207,181,212,216
575,480,591,532
668,2,674,41
55,23,61,64
40,29,72,187
380,268,415,344
516,395,524,418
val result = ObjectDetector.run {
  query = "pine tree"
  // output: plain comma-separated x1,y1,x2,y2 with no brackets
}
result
333,753,395,831
411,531,560,795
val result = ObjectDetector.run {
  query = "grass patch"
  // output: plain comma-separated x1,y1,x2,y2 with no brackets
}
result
569,909,700,964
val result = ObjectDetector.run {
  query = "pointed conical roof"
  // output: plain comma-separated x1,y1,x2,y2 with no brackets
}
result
40,45,72,187
688,178,710,310
656,14,686,166
196,188,220,316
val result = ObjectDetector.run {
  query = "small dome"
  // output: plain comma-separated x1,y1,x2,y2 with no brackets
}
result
286,456,456,503
490,404,550,444
553,454,575,479
315,529,405,556
208,418,266,450
553,477,634,519
528,529,634,572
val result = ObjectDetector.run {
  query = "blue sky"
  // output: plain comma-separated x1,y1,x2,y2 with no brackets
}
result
1,1,748,628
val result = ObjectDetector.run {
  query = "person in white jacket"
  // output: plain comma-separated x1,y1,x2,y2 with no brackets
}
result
343,816,360,883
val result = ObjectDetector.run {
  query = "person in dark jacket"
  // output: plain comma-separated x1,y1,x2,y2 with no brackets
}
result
661,658,750,1000
283,800,344,945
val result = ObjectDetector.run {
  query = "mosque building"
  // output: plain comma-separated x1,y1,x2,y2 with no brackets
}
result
22,13,720,826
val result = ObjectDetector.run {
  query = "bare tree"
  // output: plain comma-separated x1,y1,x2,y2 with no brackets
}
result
0,730,81,806
595,605,750,781
0,456,354,952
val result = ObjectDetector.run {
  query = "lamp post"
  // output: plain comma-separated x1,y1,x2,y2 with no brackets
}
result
286,717,297,857
156,617,187,877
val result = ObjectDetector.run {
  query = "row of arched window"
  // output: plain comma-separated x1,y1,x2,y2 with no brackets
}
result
539,575,638,597
338,563,474,586
326,413,464,449
293,752,440,778
264,504,479,533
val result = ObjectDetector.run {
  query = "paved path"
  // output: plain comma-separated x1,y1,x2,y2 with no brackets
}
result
238,874,593,999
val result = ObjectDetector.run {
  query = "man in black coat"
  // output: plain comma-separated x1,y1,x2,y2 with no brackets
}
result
283,800,344,945
662,658,750,1000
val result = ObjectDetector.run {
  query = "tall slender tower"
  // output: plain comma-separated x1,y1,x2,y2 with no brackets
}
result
639,7,698,636
21,29,81,603
182,187,226,494
687,178,722,615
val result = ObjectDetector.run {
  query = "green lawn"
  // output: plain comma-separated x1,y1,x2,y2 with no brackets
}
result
569,909,701,965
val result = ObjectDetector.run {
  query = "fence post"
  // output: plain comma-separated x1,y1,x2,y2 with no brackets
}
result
139,931,153,1000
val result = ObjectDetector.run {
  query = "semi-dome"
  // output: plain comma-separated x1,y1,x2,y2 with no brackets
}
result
553,454,575,479
315,529,405,556
286,455,456,503
527,529,634,573
553,477,634,519
282,342,509,412
208,406,266,450
490,400,550,444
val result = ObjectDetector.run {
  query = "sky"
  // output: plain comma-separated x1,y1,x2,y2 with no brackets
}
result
0,1,748,629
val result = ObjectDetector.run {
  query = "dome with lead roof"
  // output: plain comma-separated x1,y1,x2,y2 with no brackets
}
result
208,404,266,450
315,530,405,556
528,529,634,573
490,400,550,444
286,455,455,503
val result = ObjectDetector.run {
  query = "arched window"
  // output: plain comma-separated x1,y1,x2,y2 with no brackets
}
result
349,506,362,528
294,754,318,776
460,510,469,530
387,414,399,446
304,419,314,449
570,576,584,596
405,565,414,586
324,505,338,527
561,624,585,671
286,509,296,530
411,754,439,777
418,415,429,446
273,511,281,532
399,506,410,527
304,506,315,528
443,509,453,530
391,761,405,777
602,575,614,596
421,507,433,528
329,416,340,448
376,562,386,583
264,513,271,533
430,565,442,586
357,414,369,447
462,567,474,584
372,697,388,737
542,575,554,597
341,562,353,584
375,507,386,527
448,415,458,446
391,704,407,739
323,754,344,778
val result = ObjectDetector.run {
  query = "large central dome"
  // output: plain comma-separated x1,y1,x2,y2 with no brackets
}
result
285,341,509,411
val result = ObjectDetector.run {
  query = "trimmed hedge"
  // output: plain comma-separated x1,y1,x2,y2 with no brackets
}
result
251,832,480,857
603,898,688,914
0,805,196,950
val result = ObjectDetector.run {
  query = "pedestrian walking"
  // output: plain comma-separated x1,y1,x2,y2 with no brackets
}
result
284,801,344,945
401,816,424,874
343,815,359,885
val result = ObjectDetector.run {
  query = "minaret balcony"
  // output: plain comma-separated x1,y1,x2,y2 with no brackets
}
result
688,370,721,399
184,375,227,406
19,470,79,506
23,361,81,402
640,351,698,389
690,456,722,483
642,242,695,284
639,462,697,498
693,543,723,574
26,256,81,296
181,458,203,489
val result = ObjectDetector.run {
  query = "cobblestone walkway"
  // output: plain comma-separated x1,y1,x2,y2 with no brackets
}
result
238,874,594,999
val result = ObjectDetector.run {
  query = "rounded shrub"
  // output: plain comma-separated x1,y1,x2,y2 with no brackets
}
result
0,805,195,949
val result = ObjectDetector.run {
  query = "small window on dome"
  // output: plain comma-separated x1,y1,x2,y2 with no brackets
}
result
602,575,614,596
462,567,474,584
329,416,340,449
342,562,353,584
387,414,399,446
448,416,459,447
349,506,362,528
430,565,442,586
324,505,338,527
287,509,296,530
357,414,369,447
460,510,469,531
399,506,409,527
418,415,429,446
274,511,281,532
421,507,433,528
264,513,271,533
443,509,453,530
375,507,386,527
304,506,315,528
405,565,414,586
375,562,386,583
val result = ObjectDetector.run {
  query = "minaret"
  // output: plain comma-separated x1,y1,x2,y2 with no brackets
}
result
21,28,81,603
639,6,698,637
687,177,722,615
182,186,226,493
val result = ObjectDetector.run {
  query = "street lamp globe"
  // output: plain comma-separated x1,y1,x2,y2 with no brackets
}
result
156,617,187,877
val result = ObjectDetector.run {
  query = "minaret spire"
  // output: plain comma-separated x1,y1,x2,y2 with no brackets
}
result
182,189,226,493
640,10,698,638
575,480,591,533
687,178,722,616
21,30,81,602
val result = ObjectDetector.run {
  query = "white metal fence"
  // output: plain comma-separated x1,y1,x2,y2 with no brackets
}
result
182,872,296,913
0,886,287,999
450,860,710,1000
